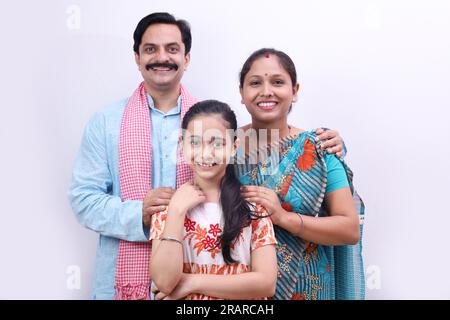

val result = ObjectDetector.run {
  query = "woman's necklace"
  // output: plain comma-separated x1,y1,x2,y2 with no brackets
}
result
250,124,292,139
287,125,292,139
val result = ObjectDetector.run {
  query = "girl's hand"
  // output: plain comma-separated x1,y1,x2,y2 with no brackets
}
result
241,186,286,225
151,283,168,300
154,273,194,300
169,181,206,215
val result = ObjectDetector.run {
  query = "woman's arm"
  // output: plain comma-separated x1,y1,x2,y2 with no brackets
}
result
277,187,360,245
242,186,359,246
156,244,277,300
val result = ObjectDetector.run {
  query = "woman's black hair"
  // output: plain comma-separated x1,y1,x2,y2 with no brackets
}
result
239,48,297,112
133,12,192,55
239,48,297,88
181,100,258,264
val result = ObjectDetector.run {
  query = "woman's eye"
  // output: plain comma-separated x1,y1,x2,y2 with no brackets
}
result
273,80,284,86
250,81,260,86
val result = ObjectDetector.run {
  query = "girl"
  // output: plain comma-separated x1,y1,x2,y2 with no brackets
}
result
149,100,277,300
236,48,365,300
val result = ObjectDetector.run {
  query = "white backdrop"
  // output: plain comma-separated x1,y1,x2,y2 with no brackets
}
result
1,0,449,299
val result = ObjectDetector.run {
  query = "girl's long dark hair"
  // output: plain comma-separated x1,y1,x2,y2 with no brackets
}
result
182,100,256,264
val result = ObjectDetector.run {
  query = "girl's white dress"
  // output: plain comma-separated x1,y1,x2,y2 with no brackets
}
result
150,202,277,300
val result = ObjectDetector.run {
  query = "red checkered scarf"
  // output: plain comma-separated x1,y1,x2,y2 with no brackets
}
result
114,82,195,300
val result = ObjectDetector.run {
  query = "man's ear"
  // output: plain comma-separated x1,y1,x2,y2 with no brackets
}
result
135,53,141,70
184,52,191,71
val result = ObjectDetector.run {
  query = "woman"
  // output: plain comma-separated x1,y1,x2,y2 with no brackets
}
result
149,100,277,300
236,48,365,300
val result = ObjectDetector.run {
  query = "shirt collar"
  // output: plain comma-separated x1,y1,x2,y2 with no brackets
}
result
147,94,181,116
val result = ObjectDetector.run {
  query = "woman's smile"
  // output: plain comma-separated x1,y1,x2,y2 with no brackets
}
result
256,100,278,111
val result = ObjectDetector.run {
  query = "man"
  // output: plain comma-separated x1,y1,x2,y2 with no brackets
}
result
69,12,343,300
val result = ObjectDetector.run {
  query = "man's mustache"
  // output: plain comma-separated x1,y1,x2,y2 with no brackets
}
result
145,63,179,71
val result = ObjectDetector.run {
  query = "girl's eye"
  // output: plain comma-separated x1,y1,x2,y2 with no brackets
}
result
213,141,224,149
190,140,201,147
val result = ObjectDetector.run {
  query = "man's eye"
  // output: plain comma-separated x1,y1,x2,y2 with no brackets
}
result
145,47,155,53
169,47,179,53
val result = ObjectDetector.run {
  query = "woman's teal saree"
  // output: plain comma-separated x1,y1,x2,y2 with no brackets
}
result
235,131,365,300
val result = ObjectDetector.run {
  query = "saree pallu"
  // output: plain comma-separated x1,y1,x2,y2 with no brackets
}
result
235,131,365,300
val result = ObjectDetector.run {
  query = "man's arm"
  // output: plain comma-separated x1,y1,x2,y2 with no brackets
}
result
315,128,347,158
68,112,148,242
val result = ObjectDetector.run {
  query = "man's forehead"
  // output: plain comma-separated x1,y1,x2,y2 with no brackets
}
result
142,23,182,41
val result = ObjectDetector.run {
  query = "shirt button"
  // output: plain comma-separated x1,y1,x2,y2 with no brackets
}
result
164,136,168,140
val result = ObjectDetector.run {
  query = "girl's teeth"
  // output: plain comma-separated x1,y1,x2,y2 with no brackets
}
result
196,162,215,167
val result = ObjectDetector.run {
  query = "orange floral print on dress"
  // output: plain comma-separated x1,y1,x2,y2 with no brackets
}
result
154,218,161,232
153,212,166,232
209,246,221,259
201,235,216,250
184,217,196,232
193,237,208,255
194,224,207,241
214,237,222,250
149,204,277,300
208,223,222,237
259,224,269,240
184,220,224,258
252,223,267,244
296,139,317,172
185,223,207,247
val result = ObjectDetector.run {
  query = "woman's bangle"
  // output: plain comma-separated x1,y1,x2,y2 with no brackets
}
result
161,237,183,245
